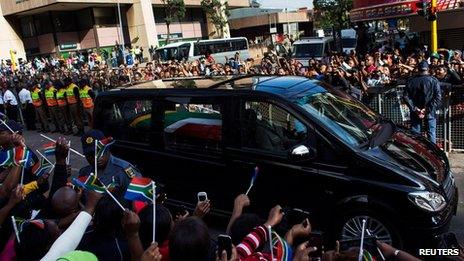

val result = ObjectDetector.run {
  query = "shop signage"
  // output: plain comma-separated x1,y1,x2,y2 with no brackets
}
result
350,1,417,22
59,43,78,51
158,33,183,40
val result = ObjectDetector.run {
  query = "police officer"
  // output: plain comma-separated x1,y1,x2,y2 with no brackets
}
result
78,78,95,128
65,78,84,136
31,83,49,132
45,81,66,133
78,130,141,197
56,82,72,134
404,61,442,144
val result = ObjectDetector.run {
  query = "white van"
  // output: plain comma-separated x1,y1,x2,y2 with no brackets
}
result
155,37,250,64
341,29,357,54
291,37,336,66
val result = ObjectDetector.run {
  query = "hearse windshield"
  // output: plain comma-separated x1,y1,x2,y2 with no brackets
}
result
295,88,381,147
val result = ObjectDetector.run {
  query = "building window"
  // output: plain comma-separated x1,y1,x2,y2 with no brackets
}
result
34,13,53,35
93,7,117,26
52,11,77,32
20,16,35,38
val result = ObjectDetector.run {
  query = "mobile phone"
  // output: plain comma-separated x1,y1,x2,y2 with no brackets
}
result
197,192,208,202
308,232,324,258
217,234,232,257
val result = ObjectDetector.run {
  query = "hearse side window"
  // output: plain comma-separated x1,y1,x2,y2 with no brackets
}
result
241,101,307,153
99,98,153,144
163,101,222,155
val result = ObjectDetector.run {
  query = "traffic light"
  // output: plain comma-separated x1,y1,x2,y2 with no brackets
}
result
415,0,437,21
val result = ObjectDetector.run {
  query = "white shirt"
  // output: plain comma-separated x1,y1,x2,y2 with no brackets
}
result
18,88,32,104
41,211,92,261
3,90,18,106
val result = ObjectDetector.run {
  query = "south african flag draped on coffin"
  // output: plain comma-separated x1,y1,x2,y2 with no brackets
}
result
124,177,153,202
96,137,115,159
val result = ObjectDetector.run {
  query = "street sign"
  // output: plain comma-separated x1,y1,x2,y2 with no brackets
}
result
59,43,78,51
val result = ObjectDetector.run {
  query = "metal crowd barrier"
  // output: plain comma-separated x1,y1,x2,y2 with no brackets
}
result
366,84,464,152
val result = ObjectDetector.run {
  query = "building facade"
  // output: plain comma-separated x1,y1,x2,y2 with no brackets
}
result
229,7,313,44
0,0,248,60
350,0,464,50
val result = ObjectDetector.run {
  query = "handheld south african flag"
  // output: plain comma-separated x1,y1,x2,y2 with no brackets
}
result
96,137,115,159
72,174,116,193
14,147,37,168
272,230,292,261
0,149,15,167
31,157,53,177
42,142,55,156
124,177,154,202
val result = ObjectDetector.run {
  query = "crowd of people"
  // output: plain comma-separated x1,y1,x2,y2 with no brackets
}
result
0,125,435,261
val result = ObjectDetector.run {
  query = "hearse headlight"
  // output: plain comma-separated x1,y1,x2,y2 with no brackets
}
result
408,191,446,212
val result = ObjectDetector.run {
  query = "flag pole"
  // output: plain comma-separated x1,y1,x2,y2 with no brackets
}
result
245,182,253,196
99,176,126,211
152,181,156,243
358,219,367,261
20,167,25,185
94,140,98,178
40,134,85,158
11,216,20,243
0,119,16,134
35,150,54,166
267,225,274,261
66,141,71,165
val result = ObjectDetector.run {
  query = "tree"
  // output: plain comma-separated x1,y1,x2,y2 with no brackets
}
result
201,0,230,38
313,0,353,50
161,0,186,44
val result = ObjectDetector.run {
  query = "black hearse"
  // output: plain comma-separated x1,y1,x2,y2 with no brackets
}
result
94,76,458,248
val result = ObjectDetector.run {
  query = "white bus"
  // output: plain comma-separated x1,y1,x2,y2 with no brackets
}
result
155,37,250,64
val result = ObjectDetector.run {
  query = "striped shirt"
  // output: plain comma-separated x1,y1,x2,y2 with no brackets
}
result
236,225,271,261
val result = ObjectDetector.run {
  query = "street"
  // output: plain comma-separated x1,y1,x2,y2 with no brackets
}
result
23,130,464,244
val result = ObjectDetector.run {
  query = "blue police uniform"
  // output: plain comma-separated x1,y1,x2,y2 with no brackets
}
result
78,155,141,193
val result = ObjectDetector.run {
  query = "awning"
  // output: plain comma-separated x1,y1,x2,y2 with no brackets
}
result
350,0,462,22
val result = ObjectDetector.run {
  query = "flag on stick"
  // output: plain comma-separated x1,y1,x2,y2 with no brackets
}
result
358,219,367,261
124,177,154,202
96,137,115,159
245,166,259,195
31,157,53,177
40,134,85,158
152,182,156,243
0,149,14,167
42,142,56,156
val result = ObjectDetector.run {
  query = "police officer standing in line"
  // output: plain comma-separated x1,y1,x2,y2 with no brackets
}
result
78,130,141,201
65,78,84,136
56,82,73,134
44,80,63,133
31,83,49,132
404,61,442,144
78,78,95,128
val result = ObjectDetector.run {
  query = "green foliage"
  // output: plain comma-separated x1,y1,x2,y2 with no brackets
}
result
201,0,230,38
313,0,353,30
161,0,186,43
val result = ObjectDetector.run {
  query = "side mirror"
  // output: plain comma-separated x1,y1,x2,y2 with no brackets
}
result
289,145,316,162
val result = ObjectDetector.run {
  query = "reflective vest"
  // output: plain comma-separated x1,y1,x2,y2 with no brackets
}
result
44,87,57,107
31,88,42,107
56,88,67,107
66,83,78,104
79,85,94,109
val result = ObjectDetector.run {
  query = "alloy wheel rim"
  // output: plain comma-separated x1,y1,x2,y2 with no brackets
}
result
341,215,393,244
